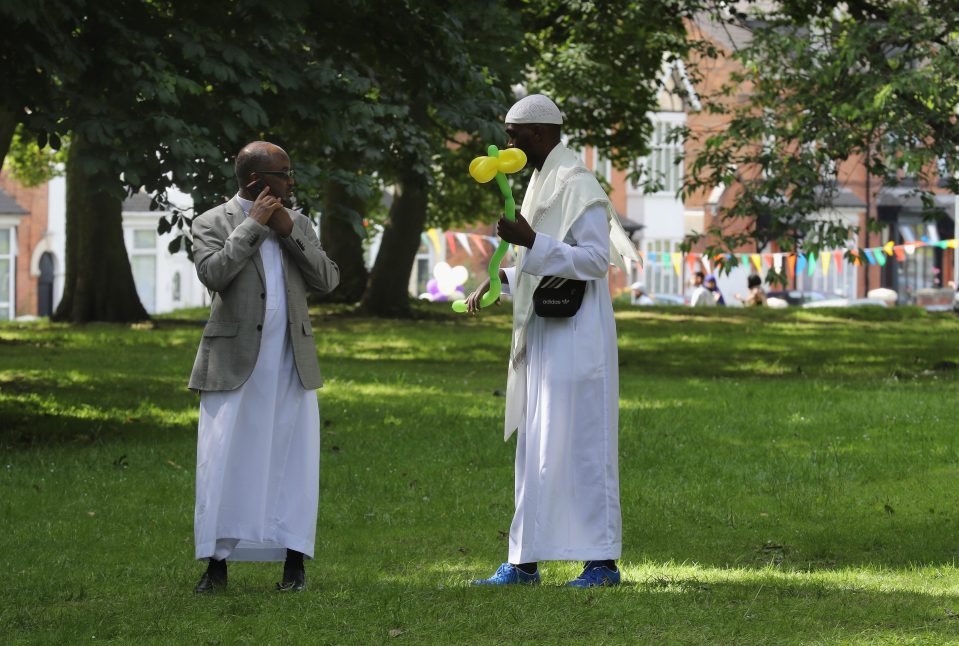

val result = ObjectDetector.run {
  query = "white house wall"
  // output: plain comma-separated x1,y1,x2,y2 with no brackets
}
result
122,211,207,314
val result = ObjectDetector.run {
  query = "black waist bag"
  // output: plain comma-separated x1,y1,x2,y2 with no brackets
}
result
532,276,587,317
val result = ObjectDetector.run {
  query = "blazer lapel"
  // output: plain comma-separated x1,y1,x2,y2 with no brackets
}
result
224,196,266,287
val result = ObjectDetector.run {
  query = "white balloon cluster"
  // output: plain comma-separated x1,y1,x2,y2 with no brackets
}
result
419,262,469,302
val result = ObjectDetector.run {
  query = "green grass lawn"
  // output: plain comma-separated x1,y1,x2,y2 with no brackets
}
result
1,304,959,644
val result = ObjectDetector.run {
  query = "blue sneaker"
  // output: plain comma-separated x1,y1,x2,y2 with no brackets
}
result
471,562,540,586
566,564,621,588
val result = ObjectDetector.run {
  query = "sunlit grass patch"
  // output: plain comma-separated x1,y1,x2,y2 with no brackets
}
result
1,306,959,643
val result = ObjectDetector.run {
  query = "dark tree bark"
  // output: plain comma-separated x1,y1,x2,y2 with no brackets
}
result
358,171,429,317
0,108,17,172
317,178,368,303
53,133,149,323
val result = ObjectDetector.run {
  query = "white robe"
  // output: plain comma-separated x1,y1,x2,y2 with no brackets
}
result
502,205,622,563
194,198,320,562
690,285,715,307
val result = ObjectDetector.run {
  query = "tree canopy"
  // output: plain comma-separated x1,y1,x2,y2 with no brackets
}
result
683,0,959,279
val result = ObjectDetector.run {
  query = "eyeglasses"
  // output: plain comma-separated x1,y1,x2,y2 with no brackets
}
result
254,169,296,180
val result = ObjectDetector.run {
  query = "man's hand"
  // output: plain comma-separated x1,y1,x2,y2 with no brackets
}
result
465,278,494,314
248,184,283,225
465,269,508,314
496,211,536,248
267,208,294,238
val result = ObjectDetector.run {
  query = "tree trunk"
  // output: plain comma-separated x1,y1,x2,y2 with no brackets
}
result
53,133,149,323
359,171,429,317
316,178,368,303
0,108,18,172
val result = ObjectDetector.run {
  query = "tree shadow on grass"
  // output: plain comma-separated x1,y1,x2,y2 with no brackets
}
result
0,392,193,451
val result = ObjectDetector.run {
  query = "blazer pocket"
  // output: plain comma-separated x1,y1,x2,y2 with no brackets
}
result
203,321,240,337
301,320,314,337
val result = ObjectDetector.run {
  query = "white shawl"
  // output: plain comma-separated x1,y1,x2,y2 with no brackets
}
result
503,143,637,439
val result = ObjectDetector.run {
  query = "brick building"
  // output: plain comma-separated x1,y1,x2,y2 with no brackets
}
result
0,172,207,320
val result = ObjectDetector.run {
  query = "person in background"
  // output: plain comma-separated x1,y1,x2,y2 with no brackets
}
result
736,274,767,307
704,274,725,306
689,271,715,307
630,281,655,306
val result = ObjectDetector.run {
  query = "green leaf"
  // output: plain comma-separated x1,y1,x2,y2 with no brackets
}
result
873,84,893,109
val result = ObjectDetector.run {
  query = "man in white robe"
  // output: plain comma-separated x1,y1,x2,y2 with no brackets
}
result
189,141,339,593
466,95,637,587
690,271,716,307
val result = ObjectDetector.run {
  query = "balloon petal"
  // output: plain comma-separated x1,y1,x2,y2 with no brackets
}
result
451,265,468,285
497,148,527,174
469,156,498,183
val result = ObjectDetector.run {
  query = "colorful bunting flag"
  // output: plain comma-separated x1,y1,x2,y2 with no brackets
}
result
429,228,959,287
426,228,442,254
671,252,683,276
455,232,473,256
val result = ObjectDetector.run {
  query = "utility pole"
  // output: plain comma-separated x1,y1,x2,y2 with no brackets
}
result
863,144,872,296
954,179,958,291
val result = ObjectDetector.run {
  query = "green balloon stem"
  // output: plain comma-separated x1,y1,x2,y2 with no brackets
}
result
452,145,518,313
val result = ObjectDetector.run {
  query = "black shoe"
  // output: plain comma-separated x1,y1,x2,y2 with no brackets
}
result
276,562,306,592
194,559,227,593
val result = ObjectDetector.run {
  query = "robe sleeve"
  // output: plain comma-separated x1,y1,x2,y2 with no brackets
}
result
501,266,517,296
520,204,610,280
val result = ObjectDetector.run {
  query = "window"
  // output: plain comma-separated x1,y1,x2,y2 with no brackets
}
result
412,239,431,296
795,251,858,297
895,244,937,296
172,271,182,302
642,239,682,295
129,228,156,314
648,120,683,193
0,228,13,320
133,229,155,250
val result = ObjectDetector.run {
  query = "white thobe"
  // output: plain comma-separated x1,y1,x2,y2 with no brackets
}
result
194,197,320,562
690,285,715,307
502,205,622,563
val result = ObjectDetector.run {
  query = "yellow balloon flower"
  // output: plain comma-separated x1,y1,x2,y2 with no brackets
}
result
468,147,527,183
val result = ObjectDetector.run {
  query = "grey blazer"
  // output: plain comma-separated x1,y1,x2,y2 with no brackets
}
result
188,197,339,392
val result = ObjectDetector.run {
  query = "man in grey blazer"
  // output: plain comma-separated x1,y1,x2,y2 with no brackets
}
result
189,141,339,593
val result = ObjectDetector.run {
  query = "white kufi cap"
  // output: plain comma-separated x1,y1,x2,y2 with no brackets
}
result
505,94,564,125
